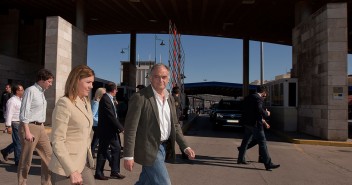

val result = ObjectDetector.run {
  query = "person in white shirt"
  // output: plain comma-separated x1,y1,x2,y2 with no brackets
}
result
0,84,24,165
18,69,54,185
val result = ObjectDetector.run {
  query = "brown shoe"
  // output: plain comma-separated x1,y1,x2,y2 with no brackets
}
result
110,172,125,179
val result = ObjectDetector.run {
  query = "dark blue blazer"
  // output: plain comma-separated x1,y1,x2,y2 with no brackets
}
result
97,93,124,139
241,93,269,128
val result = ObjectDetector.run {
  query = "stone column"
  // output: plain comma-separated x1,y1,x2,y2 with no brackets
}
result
292,3,348,140
44,16,87,125
76,0,85,31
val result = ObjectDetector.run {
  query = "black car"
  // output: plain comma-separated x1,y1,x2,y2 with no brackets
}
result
212,99,243,130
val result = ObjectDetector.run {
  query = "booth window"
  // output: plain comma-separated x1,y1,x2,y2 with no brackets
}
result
271,84,283,106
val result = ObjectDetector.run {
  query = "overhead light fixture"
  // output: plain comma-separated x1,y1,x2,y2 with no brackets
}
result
120,49,125,54
129,0,141,2
242,0,255,4
91,18,98,21
149,19,157,23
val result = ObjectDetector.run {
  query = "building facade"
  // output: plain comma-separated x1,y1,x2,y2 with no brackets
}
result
120,61,155,88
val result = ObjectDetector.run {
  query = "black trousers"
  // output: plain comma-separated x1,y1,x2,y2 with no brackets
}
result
95,135,121,176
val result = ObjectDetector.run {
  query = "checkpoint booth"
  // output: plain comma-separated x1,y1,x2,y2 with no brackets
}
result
264,78,298,132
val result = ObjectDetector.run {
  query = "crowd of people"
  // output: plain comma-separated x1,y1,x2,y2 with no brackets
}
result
0,63,280,185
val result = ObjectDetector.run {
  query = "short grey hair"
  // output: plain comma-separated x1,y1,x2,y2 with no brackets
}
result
150,63,170,75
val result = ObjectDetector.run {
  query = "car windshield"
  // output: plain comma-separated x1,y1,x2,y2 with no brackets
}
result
211,103,219,109
218,100,242,110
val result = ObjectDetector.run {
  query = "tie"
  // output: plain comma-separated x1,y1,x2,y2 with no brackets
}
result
111,98,117,118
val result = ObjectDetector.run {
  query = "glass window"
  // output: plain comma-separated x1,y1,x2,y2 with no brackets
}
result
272,83,283,106
288,82,296,107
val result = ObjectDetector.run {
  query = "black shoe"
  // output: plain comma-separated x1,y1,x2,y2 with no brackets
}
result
265,163,280,171
258,156,264,163
237,160,249,165
1,149,8,161
110,172,125,179
94,174,109,180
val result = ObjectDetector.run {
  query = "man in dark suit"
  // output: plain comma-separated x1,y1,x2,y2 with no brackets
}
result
237,85,280,171
95,82,125,180
124,63,195,185
1,84,12,120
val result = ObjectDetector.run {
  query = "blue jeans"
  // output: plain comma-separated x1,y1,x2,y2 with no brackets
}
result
238,126,271,165
136,143,171,185
2,122,21,164
11,122,21,164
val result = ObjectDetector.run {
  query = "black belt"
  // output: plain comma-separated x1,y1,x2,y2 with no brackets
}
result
30,121,43,125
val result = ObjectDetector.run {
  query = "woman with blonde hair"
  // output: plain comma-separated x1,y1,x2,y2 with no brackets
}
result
49,65,96,185
91,87,106,157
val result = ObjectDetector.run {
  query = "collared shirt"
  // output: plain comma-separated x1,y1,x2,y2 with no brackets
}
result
151,87,171,141
5,95,22,127
91,100,99,127
106,93,117,118
20,83,47,124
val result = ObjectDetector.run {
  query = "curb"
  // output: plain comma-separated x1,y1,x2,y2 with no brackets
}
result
271,129,352,147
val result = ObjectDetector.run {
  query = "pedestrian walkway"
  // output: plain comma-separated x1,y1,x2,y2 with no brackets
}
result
0,113,198,185
271,127,352,147
187,114,352,147
0,114,350,185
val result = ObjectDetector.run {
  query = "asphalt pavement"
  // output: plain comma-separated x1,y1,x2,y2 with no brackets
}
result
0,114,351,185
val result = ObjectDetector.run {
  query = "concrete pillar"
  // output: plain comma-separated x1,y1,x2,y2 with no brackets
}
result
129,33,137,91
76,0,85,31
45,16,87,125
294,1,312,26
292,3,348,140
242,39,249,97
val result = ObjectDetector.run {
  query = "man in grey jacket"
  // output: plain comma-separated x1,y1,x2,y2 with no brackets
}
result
124,63,195,185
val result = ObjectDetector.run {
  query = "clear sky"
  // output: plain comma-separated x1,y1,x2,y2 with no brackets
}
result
88,34,352,84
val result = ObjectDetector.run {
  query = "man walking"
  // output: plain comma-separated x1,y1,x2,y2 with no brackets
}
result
1,84,24,165
237,85,280,171
18,69,54,185
124,63,195,185
95,82,125,180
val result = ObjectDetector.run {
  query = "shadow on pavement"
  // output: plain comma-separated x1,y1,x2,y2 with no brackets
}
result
0,158,42,175
169,154,266,171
